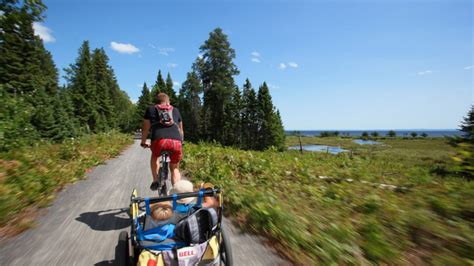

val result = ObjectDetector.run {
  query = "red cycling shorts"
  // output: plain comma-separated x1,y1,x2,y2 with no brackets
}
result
151,139,183,164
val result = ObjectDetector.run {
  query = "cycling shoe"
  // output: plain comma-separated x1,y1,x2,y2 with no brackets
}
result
150,181,159,191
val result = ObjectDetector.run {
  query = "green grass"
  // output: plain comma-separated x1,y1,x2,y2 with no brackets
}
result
182,137,473,264
0,132,132,233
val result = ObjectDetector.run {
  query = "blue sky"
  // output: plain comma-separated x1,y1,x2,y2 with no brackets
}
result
37,0,472,130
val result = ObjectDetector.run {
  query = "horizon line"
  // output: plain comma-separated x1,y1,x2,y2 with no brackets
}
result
285,129,460,131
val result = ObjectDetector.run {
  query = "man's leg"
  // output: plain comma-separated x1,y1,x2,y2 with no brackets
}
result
150,154,160,183
170,162,181,185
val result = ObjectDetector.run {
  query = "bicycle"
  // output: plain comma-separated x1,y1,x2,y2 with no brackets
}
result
157,150,172,196
141,143,173,196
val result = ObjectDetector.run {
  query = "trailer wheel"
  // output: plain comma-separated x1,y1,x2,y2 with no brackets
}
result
220,226,233,266
117,231,130,266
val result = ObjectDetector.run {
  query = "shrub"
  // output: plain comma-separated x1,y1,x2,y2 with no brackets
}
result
387,130,396,138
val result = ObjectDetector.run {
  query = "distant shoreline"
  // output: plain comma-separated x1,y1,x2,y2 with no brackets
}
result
285,129,461,137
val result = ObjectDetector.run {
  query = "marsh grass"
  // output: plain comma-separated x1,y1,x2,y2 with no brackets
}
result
183,138,473,264
0,132,132,235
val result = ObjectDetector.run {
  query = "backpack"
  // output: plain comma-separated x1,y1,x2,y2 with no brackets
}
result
155,104,174,127
174,208,218,244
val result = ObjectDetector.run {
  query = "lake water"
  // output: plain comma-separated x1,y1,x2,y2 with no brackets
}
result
286,129,461,138
288,145,348,154
353,139,381,145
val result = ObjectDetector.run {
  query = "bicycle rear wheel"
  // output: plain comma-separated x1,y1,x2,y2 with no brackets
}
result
158,154,172,196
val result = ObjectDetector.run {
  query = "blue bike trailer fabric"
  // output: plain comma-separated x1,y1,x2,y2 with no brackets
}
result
172,190,204,213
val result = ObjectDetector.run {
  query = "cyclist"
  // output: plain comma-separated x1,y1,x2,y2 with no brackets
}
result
141,93,184,190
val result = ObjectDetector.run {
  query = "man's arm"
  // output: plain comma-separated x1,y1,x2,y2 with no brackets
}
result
141,119,151,146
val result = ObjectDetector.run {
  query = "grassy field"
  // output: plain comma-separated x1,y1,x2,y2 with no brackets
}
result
0,132,132,235
183,137,473,264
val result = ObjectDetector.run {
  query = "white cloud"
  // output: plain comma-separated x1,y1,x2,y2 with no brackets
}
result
158,47,175,56
279,63,287,70
417,70,433,75
251,51,260,57
136,83,143,88
110,41,140,54
33,22,55,43
251,58,261,63
464,65,473,70
268,83,280,89
148,44,175,56
167,63,178,68
288,62,298,68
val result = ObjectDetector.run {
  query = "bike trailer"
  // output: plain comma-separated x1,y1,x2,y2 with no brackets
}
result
118,187,232,266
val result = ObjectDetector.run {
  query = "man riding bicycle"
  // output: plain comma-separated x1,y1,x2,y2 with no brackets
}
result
141,93,184,191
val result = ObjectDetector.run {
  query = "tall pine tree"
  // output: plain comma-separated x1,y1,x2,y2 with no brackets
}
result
270,110,286,151
241,79,259,150
65,41,99,133
0,0,46,97
223,86,242,146
165,72,178,104
91,48,113,131
195,28,239,143
151,70,166,103
136,82,152,129
255,82,285,150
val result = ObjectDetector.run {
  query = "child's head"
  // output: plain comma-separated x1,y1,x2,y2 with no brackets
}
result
150,201,173,221
170,180,195,204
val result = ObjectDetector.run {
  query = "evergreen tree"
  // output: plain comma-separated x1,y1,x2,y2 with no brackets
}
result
151,70,166,103
0,0,46,97
31,41,65,138
30,86,56,138
0,85,37,151
58,87,78,137
91,48,114,131
65,41,99,132
450,106,474,180
105,63,128,130
256,82,274,150
195,28,239,143
0,0,69,140
165,72,178,104
254,82,285,150
270,110,286,151
241,79,259,150
136,82,152,129
223,86,242,146
459,105,474,141
178,71,202,142
50,91,76,141
60,86,79,132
